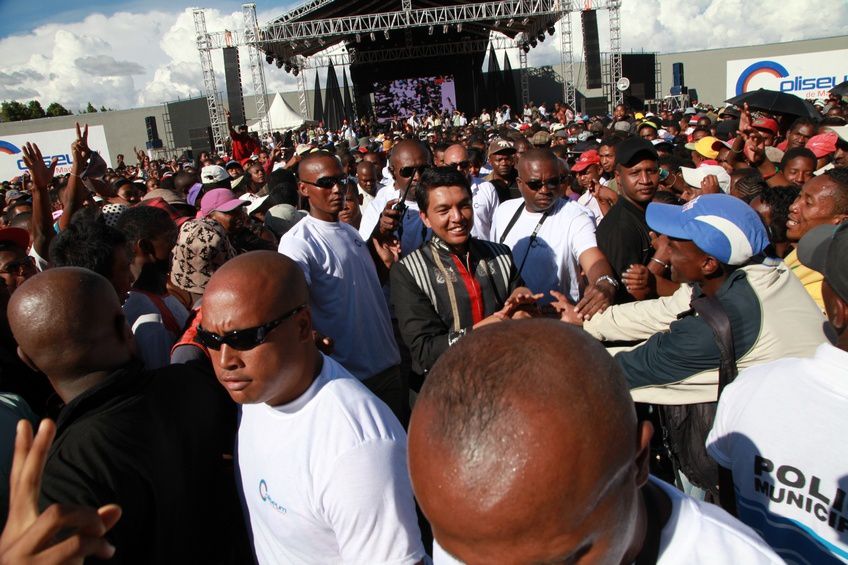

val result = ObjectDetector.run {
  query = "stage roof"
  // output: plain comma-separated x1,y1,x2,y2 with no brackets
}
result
259,0,564,63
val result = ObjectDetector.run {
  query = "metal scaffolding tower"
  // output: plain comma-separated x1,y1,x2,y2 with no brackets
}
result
559,1,576,111
193,9,228,154
607,0,623,107
243,3,272,137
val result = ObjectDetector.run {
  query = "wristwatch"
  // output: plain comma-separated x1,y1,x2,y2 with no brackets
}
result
595,275,620,290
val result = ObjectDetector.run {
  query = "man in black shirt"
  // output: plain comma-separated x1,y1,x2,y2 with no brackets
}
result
596,137,659,302
8,268,249,564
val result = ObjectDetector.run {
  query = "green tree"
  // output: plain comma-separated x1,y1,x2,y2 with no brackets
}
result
0,100,30,121
45,102,72,117
84,102,97,113
27,100,45,119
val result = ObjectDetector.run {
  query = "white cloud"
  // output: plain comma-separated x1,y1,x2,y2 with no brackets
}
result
0,0,845,112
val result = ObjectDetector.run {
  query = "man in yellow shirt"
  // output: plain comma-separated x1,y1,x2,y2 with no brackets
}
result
785,168,848,310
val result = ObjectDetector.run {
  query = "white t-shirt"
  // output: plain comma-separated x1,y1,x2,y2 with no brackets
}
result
707,342,848,565
357,183,375,210
122,291,189,370
576,191,603,226
490,198,598,303
279,215,400,381
238,355,425,565
470,177,499,241
358,183,428,258
433,476,781,564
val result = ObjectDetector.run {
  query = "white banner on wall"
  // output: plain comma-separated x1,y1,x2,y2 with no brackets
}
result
726,49,848,101
0,125,111,181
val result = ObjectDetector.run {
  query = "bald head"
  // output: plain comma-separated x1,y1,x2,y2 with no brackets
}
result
389,140,429,170
206,250,308,315
409,320,647,563
9,267,132,384
517,148,558,178
442,144,468,165
203,251,318,407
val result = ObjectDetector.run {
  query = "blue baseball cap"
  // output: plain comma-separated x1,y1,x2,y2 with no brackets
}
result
646,194,769,265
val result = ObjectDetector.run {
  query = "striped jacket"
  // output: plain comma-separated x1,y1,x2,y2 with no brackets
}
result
390,236,521,375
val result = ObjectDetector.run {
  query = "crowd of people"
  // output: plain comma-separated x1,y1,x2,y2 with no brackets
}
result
0,86,845,564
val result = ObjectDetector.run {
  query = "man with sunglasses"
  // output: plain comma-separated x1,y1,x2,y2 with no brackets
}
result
201,252,426,564
0,228,37,294
358,140,432,258
491,149,618,320
443,144,499,240
278,152,407,424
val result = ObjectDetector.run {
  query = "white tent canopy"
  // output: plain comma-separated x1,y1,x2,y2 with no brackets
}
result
248,93,305,132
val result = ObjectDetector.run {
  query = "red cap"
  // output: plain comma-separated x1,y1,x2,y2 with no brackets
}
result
0,227,30,250
805,132,838,158
752,117,779,135
571,149,601,173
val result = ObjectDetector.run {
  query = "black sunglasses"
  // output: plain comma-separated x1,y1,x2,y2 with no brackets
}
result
398,165,429,178
301,175,347,189
520,176,566,191
197,304,307,351
448,160,471,170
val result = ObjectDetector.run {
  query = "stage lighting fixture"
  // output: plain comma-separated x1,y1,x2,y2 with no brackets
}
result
370,32,376,41
457,23,462,32
428,25,433,35
507,18,514,27
494,19,501,27
547,25,555,35
522,44,530,53
356,33,361,42
265,54,274,64
384,30,390,39
276,59,283,68
522,18,529,25
304,39,310,47
284,63,292,73
443,24,448,33
538,33,545,42
530,39,537,48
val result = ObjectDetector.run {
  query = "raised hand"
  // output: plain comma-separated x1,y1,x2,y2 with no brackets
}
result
20,143,57,189
0,420,122,564
71,123,91,165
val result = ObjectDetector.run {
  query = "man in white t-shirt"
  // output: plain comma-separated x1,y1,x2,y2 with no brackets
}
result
490,148,617,317
442,144,499,240
278,152,406,423
707,222,848,565
358,140,432,258
201,252,425,565
408,320,781,564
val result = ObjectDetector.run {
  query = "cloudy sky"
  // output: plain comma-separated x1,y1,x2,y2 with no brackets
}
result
0,0,845,113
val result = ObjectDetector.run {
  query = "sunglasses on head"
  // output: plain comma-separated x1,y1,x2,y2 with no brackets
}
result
197,304,306,351
398,165,429,178
301,175,347,189
521,176,566,191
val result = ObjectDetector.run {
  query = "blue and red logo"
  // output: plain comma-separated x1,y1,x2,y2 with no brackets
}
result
0,141,21,155
735,61,789,95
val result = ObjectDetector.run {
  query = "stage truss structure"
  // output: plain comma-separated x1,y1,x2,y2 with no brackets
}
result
194,1,623,152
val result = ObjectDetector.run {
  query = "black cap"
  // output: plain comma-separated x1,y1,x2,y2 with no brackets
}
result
798,222,848,304
615,137,658,167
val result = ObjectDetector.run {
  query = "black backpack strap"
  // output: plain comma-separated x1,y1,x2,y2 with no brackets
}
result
690,295,738,395
691,294,739,515
498,203,525,244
